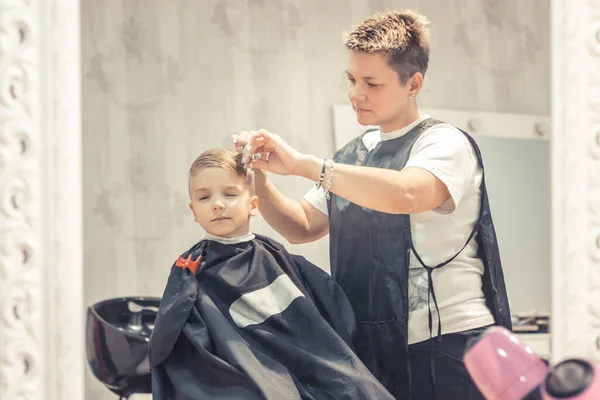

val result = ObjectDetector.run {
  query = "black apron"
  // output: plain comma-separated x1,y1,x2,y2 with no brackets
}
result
327,118,511,399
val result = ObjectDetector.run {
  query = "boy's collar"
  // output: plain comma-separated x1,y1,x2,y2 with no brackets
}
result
200,232,255,245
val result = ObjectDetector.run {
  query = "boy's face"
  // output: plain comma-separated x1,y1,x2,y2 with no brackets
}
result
346,51,420,133
188,167,258,238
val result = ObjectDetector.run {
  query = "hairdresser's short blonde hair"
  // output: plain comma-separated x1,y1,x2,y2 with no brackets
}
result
344,10,431,83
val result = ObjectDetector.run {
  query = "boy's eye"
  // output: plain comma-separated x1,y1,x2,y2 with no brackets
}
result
225,193,237,197
367,83,379,88
199,196,209,201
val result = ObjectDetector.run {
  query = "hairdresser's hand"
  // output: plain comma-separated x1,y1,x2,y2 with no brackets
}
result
232,129,303,176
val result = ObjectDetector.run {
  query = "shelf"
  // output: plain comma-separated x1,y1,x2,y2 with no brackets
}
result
515,333,551,359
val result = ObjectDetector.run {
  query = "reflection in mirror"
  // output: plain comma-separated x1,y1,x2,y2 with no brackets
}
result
78,1,552,398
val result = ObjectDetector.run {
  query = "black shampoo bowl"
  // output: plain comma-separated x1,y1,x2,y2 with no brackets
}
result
86,296,160,399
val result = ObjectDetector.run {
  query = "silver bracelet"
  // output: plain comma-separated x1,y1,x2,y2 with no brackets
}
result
315,159,326,189
323,159,334,200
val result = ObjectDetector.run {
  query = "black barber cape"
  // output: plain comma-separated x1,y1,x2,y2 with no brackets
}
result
149,234,393,400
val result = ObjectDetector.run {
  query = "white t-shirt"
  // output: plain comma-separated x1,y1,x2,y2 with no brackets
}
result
303,115,494,344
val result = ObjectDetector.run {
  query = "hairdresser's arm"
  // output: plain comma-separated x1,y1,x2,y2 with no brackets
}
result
253,170,329,244
295,157,449,214
239,130,450,215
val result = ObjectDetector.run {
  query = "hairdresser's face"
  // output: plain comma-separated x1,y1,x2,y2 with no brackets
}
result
188,168,258,238
347,51,421,133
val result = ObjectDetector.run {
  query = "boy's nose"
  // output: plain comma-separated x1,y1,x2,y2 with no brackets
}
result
212,201,225,211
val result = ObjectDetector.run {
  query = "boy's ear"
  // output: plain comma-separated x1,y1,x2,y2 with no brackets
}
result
249,195,259,217
189,202,197,220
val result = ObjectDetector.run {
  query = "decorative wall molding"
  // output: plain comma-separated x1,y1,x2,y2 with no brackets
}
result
550,0,600,362
0,0,43,398
0,0,83,399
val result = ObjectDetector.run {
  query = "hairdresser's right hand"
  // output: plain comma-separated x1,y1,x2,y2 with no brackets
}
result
232,129,302,176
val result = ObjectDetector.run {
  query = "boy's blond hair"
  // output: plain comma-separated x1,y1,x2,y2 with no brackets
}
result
188,148,253,197
344,10,430,83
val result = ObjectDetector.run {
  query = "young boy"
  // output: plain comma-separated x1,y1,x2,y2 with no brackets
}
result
149,148,393,399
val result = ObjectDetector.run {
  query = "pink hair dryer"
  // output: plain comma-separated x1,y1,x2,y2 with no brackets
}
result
463,326,600,399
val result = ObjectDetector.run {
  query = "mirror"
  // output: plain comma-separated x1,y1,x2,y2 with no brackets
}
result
79,2,553,398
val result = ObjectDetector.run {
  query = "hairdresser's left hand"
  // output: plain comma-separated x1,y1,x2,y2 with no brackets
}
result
232,129,303,176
